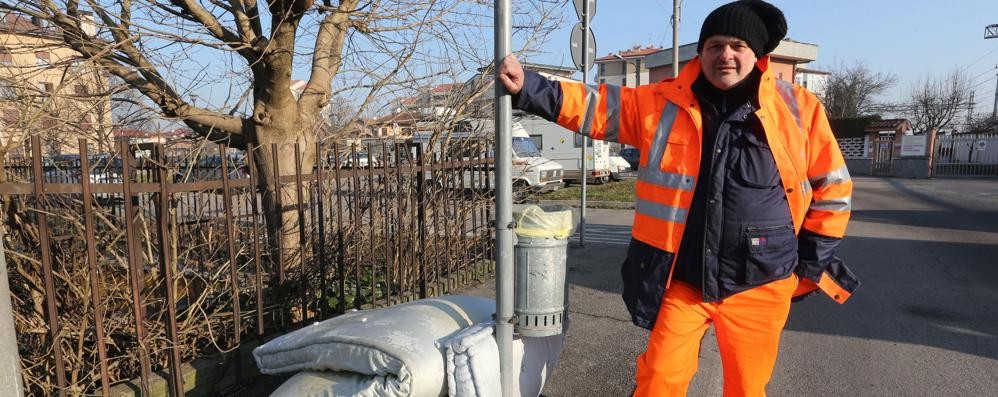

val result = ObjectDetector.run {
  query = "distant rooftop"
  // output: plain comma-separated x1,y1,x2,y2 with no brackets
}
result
595,45,664,62
796,67,830,75
864,118,911,132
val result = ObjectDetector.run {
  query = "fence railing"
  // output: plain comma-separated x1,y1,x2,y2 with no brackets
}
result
0,135,496,395
933,133,998,177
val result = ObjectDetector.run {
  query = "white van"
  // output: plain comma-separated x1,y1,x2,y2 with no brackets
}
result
516,115,613,184
410,122,563,202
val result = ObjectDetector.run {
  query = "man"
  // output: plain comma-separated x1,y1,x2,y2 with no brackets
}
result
497,1,859,396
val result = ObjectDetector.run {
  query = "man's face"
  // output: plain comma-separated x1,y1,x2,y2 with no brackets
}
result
699,35,758,90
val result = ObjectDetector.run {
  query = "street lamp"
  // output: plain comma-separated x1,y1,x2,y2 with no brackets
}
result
612,53,641,87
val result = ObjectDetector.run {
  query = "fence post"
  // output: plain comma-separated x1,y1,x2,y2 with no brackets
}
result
0,227,26,396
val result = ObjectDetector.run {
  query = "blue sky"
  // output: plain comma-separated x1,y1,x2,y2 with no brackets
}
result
528,0,998,114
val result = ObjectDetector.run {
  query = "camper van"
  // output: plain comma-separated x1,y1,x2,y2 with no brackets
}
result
409,122,563,203
516,115,613,184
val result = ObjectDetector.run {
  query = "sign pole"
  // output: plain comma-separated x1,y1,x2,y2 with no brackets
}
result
493,1,516,396
579,4,589,247
0,227,25,396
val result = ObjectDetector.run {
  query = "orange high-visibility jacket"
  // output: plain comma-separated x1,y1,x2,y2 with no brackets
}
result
538,56,855,304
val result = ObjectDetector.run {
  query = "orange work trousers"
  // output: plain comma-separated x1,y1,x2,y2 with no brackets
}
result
633,274,799,397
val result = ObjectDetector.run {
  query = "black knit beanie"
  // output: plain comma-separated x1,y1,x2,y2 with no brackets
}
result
696,0,787,57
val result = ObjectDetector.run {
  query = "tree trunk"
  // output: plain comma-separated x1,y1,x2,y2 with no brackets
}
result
251,110,316,318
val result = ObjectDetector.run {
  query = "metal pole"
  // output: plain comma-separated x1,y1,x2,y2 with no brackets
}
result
493,1,516,396
992,69,997,118
672,0,680,78
967,91,975,127
579,2,590,247
0,227,26,396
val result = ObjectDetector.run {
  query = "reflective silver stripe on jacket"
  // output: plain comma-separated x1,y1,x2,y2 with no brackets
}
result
604,84,621,142
636,198,689,223
810,196,851,212
776,79,809,199
776,80,802,131
636,102,696,192
809,165,851,190
579,84,600,137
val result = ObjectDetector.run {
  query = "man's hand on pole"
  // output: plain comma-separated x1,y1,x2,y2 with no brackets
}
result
497,55,525,95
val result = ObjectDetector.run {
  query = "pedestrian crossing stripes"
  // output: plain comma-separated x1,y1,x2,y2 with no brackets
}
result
570,224,633,246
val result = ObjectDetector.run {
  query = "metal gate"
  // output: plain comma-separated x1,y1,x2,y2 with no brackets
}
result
933,133,998,177
872,137,894,176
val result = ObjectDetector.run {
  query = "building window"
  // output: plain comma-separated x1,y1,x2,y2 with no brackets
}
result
0,47,11,65
80,114,93,130
35,51,50,65
573,134,593,148
0,81,13,99
3,109,18,123
38,82,53,93
74,84,88,96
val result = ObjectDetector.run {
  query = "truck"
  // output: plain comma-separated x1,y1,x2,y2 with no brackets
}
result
516,115,613,184
409,121,563,203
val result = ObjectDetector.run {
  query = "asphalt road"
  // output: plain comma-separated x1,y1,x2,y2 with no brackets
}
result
461,176,998,396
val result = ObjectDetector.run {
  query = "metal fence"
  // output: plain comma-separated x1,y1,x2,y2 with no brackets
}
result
0,135,496,395
933,133,998,177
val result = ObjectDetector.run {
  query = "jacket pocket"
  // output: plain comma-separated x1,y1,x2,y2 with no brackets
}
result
658,131,695,176
620,239,673,330
744,224,797,284
733,132,781,188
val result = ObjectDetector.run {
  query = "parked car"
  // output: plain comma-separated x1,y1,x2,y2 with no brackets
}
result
335,152,381,168
608,155,632,181
89,155,124,184
619,148,641,170
42,154,82,183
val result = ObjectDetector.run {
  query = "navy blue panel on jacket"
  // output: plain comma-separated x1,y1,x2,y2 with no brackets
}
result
620,239,675,330
512,71,563,122
672,70,797,302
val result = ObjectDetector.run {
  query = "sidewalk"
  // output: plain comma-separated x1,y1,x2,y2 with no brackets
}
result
255,177,998,395
456,208,729,396
456,237,645,396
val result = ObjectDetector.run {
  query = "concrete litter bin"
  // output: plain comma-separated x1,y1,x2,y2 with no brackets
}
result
512,204,576,337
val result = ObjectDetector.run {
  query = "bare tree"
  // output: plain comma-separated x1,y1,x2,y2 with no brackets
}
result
1,1,564,271
964,112,998,135
821,61,897,118
909,70,971,133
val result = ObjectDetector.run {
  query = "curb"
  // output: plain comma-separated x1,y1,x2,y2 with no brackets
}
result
537,200,635,209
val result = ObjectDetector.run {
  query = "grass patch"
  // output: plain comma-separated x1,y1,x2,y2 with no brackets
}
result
539,179,636,202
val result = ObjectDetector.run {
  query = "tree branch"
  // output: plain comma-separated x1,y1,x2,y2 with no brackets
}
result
32,1,247,144
164,0,259,62
301,1,358,112
227,0,260,46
